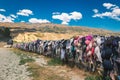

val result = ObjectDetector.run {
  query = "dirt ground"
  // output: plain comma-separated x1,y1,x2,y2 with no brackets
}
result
12,49,90,80
0,42,6,47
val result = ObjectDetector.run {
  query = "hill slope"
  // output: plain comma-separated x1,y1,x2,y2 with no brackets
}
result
0,23,119,42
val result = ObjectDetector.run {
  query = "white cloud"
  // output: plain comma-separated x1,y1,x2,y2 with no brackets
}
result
29,18,50,23
21,21,25,22
10,14,17,18
103,3,119,10
52,12,60,15
70,11,82,20
52,11,82,25
93,3,120,21
93,12,112,18
93,9,98,13
112,8,120,16
103,3,116,9
0,9,6,12
62,22,68,25
52,13,71,25
0,14,14,23
17,9,33,16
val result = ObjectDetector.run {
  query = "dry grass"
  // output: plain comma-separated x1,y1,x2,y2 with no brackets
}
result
1,23,119,43
13,32,80,42
27,62,68,80
12,49,88,80
12,49,68,80
0,23,119,38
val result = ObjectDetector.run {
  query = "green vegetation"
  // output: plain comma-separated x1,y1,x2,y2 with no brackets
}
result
85,75,111,80
12,49,35,65
19,57,35,65
4,27,10,37
85,75,102,80
48,58,62,66
0,26,10,37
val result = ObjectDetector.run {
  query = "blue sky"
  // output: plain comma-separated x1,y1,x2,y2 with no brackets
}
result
0,0,120,32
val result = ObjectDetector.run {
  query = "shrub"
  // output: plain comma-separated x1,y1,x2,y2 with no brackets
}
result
0,27,10,37
19,57,35,65
3,27,10,37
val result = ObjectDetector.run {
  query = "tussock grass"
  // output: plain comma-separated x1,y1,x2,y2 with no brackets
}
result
85,75,102,80
19,57,35,65
85,75,111,80
12,49,35,65
48,58,62,66
27,63,67,80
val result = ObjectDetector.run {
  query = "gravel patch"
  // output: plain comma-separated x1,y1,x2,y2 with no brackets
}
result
0,48,31,80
